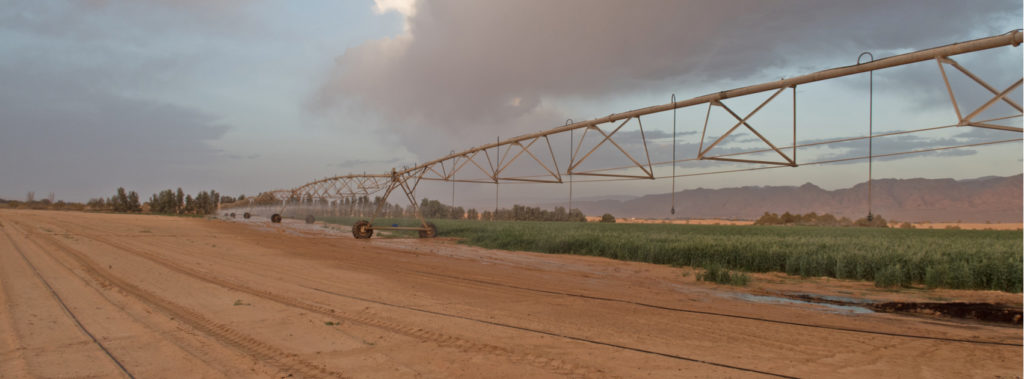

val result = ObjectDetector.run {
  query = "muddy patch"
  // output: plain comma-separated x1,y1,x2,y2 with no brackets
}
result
873,302,1023,325
780,292,1022,325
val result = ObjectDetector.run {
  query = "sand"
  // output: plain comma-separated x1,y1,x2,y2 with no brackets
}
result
0,209,1020,378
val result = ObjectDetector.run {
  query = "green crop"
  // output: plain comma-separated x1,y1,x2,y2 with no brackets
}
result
321,217,1023,293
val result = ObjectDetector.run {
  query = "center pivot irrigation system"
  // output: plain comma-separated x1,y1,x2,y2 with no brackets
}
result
254,31,1022,239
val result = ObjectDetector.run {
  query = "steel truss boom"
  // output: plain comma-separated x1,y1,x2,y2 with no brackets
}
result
272,31,1022,238
409,30,1022,178
290,174,391,201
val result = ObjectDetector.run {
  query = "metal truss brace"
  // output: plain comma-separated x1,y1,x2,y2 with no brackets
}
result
570,117,656,179
698,87,797,166
491,137,563,183
936,56,1023,133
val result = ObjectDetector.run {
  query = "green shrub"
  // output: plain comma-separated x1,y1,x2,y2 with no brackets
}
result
874,264,905,288
696,263,750,286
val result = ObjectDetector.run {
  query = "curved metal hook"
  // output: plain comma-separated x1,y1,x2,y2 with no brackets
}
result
857,52,874,64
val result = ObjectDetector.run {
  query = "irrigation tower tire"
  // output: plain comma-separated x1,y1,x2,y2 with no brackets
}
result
243,212,251,219
352,220,373,239
305,215,315,224
271,213,282,223
418,222,437,238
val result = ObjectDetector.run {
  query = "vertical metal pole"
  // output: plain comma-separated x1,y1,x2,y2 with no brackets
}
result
495,136,500,218
566,119,574,212
450,150,456,212
868,69,873,221
792,85,797,163
670,94,676,216
858,52,874,221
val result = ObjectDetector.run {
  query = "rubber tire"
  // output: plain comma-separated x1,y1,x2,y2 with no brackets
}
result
230,213,236,218
305,215,315,224
243,212,251,219
271,213,282,223
352,220,373,239
418,222,437,238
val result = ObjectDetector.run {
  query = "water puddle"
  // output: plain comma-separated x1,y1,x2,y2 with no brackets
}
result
783,292,875,305
737,291,1022,325
728,293,874,314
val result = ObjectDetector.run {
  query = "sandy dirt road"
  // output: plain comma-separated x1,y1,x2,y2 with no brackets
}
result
0,210,1020,378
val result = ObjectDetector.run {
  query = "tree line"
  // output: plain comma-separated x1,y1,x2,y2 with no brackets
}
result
233,195,588,222
0,192,87,211
480,204,586,222
234,195,411,218
753,211,888,227
86,187,142,213
84,187,241,216
416,199,586,222
146,188,223,215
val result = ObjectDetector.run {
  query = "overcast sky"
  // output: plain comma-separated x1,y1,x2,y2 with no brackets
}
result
1,0,1021,209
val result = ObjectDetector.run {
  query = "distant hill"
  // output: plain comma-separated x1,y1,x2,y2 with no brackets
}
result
562,175,1023,222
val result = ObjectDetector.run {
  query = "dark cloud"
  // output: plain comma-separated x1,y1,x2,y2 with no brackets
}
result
798,125,1024,165
931,149,979,158
314,0,1019,160
226,153,262,160
1,0,253,40
618,129,699,141
0,67,228,201
952,126,1022,140
329,157,404,168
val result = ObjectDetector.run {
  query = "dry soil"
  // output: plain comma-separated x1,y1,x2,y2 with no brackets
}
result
0,209,1020,378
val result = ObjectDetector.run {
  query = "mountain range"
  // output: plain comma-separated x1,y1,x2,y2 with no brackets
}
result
557,174,1023,222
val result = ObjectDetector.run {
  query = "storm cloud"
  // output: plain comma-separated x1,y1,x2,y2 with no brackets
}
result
314,0,1019,159
1,1,1018,204
0,64,228,201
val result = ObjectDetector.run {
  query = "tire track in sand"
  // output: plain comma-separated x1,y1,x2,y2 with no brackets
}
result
11,221,346,379
0,224,135,378
54,221,610,378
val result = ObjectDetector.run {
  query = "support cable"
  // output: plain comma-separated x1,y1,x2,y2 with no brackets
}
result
576,122,971,176
557,137,1022,183
476,136,1020,185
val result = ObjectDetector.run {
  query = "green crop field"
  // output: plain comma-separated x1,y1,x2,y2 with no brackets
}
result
318,216,1023,293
